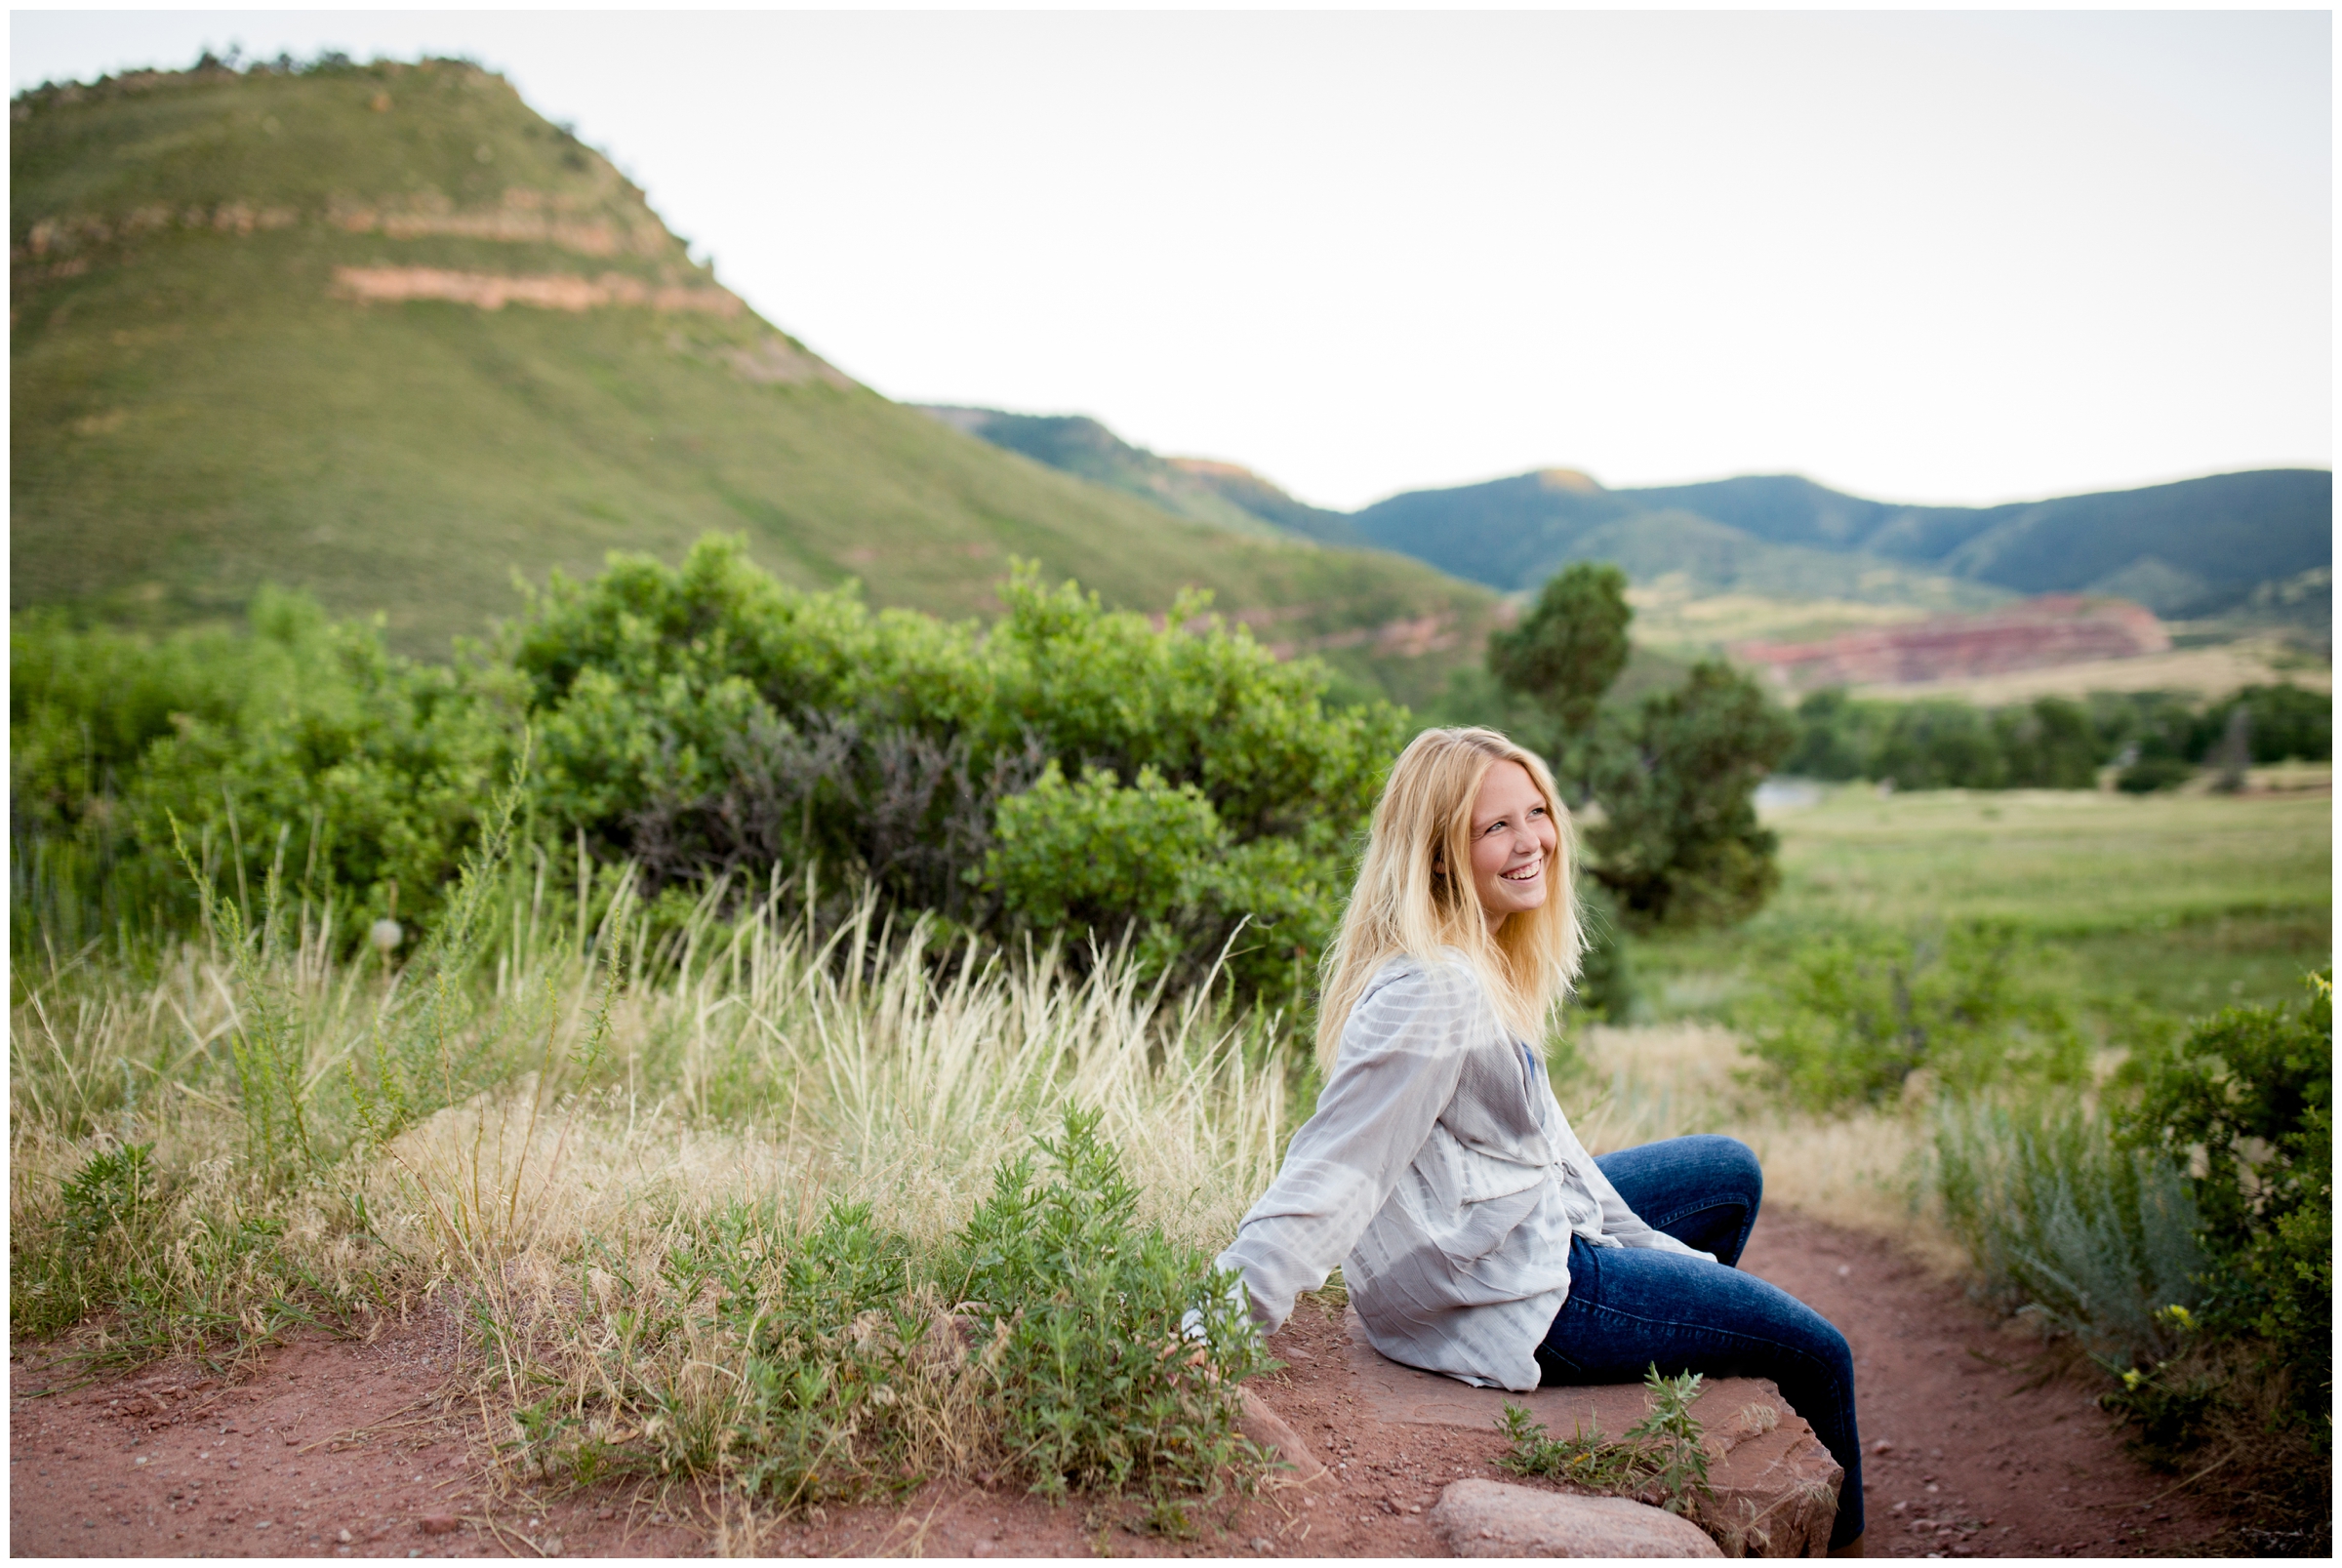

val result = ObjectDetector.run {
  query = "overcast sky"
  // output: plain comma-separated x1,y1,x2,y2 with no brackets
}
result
13,8,2332,510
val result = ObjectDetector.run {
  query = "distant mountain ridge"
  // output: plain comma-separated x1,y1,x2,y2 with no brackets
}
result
913,407,1361,546
931,407,2331,627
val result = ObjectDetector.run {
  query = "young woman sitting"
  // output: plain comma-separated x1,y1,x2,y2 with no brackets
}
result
1213,726,1864,1552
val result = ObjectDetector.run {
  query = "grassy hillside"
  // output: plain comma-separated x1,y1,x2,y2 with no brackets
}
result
9,59,1496,709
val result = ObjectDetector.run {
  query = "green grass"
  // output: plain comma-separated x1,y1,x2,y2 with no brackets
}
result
1635,785,2331,1025
10,60,1495,710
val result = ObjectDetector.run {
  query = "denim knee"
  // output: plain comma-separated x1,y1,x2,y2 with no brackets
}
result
1688,1134,1762,1208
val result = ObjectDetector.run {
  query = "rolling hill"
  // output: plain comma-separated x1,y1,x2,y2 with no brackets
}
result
915,406,1365,547
934,410,2330,633
9,59,1498,709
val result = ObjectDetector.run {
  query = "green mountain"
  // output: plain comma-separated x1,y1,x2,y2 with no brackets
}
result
937,407,2329,629
1348,469,2332,623
9,59,1497,709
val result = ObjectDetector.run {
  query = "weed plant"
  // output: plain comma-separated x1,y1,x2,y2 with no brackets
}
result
1496,1365,1714,1517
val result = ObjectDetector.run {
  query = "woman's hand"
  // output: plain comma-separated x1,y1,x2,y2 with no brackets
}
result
1179,1273,1260,1349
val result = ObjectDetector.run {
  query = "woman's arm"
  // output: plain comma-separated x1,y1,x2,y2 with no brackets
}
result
1216,961,1484,1333
1556,1115,1716,1260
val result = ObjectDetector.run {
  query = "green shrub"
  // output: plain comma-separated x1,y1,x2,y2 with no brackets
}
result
948,1108,1273,1503
13,536,1402,1006
1742,923,2084,1109
11,589,520,958
2227,683,2332,764
2113,972,2331,1427
1872,700,2008,790
987,763,1224,960
2117,756,2193,793
1780,686,2311,792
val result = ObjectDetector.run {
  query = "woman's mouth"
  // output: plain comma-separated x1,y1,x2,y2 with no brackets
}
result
1501,864,1540,883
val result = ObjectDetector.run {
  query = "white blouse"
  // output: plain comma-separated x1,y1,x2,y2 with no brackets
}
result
1216,951,1710,1392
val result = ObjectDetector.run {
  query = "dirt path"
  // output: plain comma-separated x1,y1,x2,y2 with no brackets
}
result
1736,1210,2224,1557
10,1208,2226,1557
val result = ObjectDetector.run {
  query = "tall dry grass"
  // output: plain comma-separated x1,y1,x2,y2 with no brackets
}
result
11,874,1293,1512
1567,1021,1964,1272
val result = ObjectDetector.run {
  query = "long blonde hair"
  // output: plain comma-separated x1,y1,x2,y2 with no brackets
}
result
1313,727,1585,1070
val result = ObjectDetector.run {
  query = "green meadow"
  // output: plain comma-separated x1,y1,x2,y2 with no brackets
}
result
1636,781,2331,1025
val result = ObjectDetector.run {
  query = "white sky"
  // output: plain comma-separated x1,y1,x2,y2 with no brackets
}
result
11,8,2333,511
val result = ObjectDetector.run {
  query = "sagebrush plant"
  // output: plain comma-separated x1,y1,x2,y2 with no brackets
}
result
1929,1094,2205,1364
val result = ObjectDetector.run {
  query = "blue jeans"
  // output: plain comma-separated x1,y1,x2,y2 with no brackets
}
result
1535,1135,1864,1549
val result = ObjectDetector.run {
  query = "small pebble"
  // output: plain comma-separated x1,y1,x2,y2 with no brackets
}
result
339,1530,353,1543
1249,1538,1273,1552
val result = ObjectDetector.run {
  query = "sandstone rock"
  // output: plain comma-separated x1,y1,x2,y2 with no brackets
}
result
1731,595,2169,692
1237,1387,1328,1485
1344,1307,1841,1555
1432,1478,1723,1557
417,1514,460,1535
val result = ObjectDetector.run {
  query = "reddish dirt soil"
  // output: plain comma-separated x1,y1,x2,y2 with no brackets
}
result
10,1208,2227,1558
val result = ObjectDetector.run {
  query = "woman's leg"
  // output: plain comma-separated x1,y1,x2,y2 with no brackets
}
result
1538,1237,1864,1549
1595,1134,1763,1266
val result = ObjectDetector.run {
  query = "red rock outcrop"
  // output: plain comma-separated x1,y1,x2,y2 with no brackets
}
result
1732,596,2168,691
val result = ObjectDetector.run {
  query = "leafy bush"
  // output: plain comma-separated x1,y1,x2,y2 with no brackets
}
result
13,536,1402,1006
2116,756,2195,793
2113,972,2331,1427
948,1109,1273,1505
11,590,519,956
1743,923,2084,1109
2226,682,2332,764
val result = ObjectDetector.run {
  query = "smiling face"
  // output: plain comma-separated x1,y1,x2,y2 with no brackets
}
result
1464,759,1558,934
